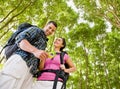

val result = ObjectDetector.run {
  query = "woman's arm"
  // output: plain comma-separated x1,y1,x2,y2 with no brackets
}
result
60,57,76,73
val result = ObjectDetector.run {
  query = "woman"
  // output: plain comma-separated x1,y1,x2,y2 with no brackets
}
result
32,37,76,89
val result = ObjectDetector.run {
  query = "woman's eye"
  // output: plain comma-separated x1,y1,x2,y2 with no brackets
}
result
58,39,61,41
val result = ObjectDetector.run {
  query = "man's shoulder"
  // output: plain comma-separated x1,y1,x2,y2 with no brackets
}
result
29,26,43,31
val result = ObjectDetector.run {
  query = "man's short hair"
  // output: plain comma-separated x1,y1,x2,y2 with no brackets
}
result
47,21,57,28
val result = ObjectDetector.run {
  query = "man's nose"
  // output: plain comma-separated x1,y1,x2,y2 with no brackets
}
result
50,29,53,33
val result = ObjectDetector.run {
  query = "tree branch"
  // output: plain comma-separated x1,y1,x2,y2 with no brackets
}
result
0,0,23,23
0,0,36,30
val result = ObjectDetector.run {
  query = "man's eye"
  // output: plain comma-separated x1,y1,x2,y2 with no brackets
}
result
49,27,51,29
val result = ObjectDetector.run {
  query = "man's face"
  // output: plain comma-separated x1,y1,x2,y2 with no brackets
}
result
44,23,56,36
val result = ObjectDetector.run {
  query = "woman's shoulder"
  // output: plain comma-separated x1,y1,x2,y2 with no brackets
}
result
61,51,70,61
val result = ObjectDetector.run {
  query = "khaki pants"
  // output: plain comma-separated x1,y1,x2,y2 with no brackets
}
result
32,81,63,89
0,54,33,89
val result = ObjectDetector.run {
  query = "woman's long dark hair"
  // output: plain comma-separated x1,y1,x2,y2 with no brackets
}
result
60,37,66,51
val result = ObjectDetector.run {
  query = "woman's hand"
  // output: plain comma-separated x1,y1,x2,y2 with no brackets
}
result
60,65,69,73
60,64,65,70
60,64,66,71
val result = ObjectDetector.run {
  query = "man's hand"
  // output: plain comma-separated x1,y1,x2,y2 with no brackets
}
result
33,50,48,61
19,39,48,60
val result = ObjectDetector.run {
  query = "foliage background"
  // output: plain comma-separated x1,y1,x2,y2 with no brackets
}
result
0,0,120,89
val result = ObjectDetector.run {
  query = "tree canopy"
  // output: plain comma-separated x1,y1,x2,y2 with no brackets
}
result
0,0,120,89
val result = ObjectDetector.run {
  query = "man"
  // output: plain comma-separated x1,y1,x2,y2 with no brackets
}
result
0,21,57,89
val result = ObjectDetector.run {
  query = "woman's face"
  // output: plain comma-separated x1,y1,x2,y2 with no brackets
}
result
54,38,64,48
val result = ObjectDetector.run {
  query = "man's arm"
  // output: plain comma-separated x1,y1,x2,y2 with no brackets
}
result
19,39,48,60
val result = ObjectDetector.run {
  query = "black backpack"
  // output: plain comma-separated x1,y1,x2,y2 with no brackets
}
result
2,22,33,59
36,51,69,89
53,51,69,89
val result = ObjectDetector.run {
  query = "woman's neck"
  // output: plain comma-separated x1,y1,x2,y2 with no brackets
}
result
54,48,61,53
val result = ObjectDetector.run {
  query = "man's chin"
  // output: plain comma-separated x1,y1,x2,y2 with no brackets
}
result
47,33,53,36
45,32,49,36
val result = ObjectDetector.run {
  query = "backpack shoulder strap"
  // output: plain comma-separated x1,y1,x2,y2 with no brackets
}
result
53,51,67,89
60,51,66,64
